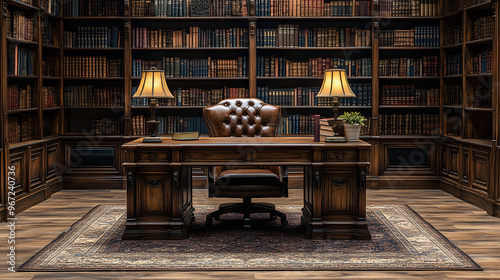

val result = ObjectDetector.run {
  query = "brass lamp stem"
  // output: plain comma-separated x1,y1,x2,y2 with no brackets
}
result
332,97,339,119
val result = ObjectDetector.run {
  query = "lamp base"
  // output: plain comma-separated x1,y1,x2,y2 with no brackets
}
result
325,136,347,143
142,136,163,143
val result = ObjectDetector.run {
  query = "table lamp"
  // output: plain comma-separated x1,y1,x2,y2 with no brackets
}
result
316,69,356,142
132,67,174,143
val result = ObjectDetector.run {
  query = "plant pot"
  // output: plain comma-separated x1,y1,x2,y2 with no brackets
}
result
343,123,362,142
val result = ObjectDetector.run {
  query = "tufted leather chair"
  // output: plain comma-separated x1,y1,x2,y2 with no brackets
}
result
203,98,288,229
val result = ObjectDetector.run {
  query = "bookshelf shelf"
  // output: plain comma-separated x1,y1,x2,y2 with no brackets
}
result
256,77,372,80
6,37,38,46
132,106,204,109
373,16,443,20
6,108,39,115
63,48,124,51
466,37,494,45
132,77,249,80
281,106,371,109
444,9,463,19
42,44,61,50
443,75,463,79
63,16,125,20
42,76,60,80
257,47,372,51
5,0,40,11
465,73,493,78
43,106,62,111
379,76,440,79
63,77,124,80
443,43,463,49
64,106,125,110
40,11,62,19
128,16,252,21
465,107,494,112
379,47,441,50
443,105,463,109
131,47,248,51
464,0,494,11
7,75,38,79
379,106,441,109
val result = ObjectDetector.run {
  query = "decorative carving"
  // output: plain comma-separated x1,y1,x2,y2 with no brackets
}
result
147,153,158,160
191,0,210,17
127,172,134,190
314,171,320,187
146,179,161,187
335,153,344,160
331,178,349,186
373,21,380,36
249,0,255,16
360,170,366,188
2,2,7,16
173,171,179,188
250,21,256,36
124,21,130,37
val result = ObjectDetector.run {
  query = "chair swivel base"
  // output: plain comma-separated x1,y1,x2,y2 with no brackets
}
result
205,198,288,229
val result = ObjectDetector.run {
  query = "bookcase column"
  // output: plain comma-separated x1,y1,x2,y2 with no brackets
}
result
248,19,257,98
124,20,132,136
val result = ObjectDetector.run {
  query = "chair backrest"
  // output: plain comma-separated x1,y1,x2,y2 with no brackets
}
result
203,98,281,137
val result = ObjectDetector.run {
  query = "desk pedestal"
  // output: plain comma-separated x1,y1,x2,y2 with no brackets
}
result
121,137,371,240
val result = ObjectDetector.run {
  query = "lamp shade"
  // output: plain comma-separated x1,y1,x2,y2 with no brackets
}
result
316,69,356,98
132,68,174,99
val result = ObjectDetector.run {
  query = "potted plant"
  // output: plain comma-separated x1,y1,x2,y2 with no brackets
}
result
339,112,367,142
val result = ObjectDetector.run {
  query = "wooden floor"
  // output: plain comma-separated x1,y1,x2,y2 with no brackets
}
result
1,187,500,280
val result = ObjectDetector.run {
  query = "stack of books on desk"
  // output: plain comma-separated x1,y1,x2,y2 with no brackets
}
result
319,117,372,141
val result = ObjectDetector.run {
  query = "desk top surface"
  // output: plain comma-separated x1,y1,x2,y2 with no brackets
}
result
123,137,371,149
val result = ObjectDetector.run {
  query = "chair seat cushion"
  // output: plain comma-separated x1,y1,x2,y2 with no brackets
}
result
214,169,283,197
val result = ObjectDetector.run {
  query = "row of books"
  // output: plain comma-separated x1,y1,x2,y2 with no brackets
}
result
7,85,33,111
132,27,249,48
257,26,371,47
90,119,124,135
473,16,494,40
6,10,34,41
375,0,439,17
42,57,59,77
42,86,59,108
64,0,124,17
8,115,36,144
132,115,209,135
445,85,462,106
42,19,55,46
64,86,124,106
40,0,61,15
63,26,122,48
257,56,372,77
63,56,123,77
257,84,372,106
278,114,316,135
445,115,462,137
470,47,493,74
130,0,248,17
378,26,439,47
471,89,492,109
131,57,248,78
445,25,462,46
131,86,250,106
445,54,462,76
7,46,35,76
380,113,439,135
379,56,439,77
255,0,371,17
380,86,439,106
445,0,462,14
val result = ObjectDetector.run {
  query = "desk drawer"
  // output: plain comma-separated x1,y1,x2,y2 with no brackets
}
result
137,151,170,162
323,150,356,162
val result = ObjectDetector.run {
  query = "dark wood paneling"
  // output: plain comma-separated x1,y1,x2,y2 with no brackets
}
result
46,141,61,182
8,149,26,196
449,145,460,179
29,145,44,191
380,140,437,176
461,146,469,186
321,171,356,215
471,148,489,194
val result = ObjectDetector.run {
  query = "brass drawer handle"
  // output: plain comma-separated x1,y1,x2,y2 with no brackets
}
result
147,153,158,160
335,153,344,160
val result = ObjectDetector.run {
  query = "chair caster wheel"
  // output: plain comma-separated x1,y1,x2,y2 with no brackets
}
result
281,218,288,227
270,215,277,221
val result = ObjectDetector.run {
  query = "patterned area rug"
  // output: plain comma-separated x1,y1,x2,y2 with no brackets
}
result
19,204,480,271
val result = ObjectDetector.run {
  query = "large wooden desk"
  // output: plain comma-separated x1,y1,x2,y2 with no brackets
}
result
122,137,371,240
